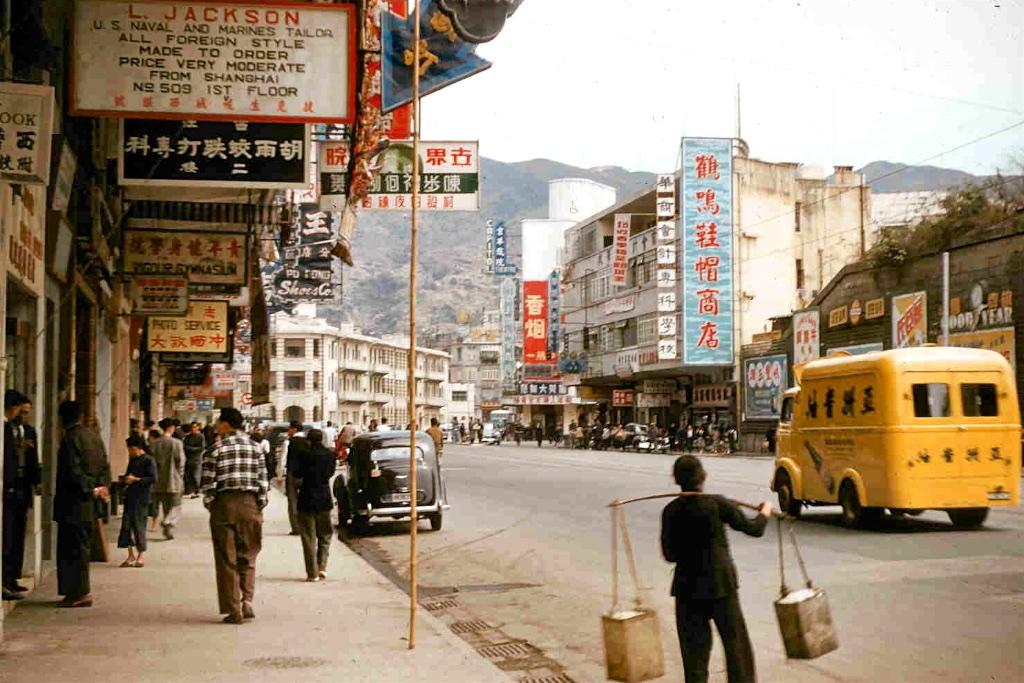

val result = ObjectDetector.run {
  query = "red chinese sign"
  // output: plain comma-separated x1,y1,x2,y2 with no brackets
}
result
523,280,552,367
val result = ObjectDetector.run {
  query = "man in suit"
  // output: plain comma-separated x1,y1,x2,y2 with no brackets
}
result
182,421,207,498
3,390,35,600
150,418,185,540
53,400,110,608
660,455,772,683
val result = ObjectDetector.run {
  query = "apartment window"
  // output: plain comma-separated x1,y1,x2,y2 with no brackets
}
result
284,372,305,391
313,339,321,358
630,253,656,288
795,202,802,233
637,314,658,346
602,324,615,351
621,318,638,348
313,371,321,391
795,259,805,290
270,373,277,391
284,339,305,358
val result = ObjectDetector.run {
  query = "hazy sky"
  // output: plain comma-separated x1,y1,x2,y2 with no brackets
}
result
421,0,1024,175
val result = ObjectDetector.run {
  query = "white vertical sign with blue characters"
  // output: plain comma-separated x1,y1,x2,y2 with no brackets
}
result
548,269,561,356
491,219,517,277
682,137,733,365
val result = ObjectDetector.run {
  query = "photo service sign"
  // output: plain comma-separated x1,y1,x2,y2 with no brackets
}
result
146,300,229,355
681,137,734,365
119,119,309,188
361,141,479,211
72,1,355,122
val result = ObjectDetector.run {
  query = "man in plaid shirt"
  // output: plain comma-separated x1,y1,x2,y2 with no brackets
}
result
201,408,268,624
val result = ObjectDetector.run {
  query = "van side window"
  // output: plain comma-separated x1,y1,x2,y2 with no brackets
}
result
780,397,793,423
961,384,998,417
912,384,950,418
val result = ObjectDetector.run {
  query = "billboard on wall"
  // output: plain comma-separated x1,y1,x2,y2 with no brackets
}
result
681,138,733,365
119,119,310,188
949,327,1015,369
892,291,928,348
359,141,480,211
743,354,788,419
792,309,820,366
71,1,356,122
523,280,552,372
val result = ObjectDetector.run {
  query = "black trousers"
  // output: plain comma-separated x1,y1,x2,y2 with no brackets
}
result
675,593,756,683
2,497,28,586
184,455,202,495
56,520,92,599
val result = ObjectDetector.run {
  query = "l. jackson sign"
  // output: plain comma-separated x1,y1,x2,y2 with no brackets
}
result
72,1,356,123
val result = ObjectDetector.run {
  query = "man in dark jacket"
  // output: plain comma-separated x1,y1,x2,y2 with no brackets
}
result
53,400,110,608
295,429,336,581
182,422,207,497
284,420,310,536
3,390,38,600
660,455,771,683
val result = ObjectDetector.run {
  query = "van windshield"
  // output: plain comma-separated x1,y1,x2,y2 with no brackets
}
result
780,397,794,423
961,383,998,417
912,383,950,418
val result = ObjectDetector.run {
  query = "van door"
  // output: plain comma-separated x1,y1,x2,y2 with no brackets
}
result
955,372,1018,490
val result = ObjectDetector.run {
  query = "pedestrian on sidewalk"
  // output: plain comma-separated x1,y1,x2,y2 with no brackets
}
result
150,418,185,540
201,408,268,625
337,421,356,462
3,390,38,600
296,429,335,582
660,455,772,683
426,418,444,459
117,435,157,568
182,422,207,498
53,400,110,609
283,420,310,536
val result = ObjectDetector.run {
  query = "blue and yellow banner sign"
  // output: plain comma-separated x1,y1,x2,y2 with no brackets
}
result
681,137,733,365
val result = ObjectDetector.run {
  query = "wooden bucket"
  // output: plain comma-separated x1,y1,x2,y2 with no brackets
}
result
602,609,665,682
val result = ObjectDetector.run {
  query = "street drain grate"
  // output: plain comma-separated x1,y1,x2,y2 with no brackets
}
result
478,641,535,659
424,598,460,611
450,618,492,634
243,656,328,670
520,675,575,683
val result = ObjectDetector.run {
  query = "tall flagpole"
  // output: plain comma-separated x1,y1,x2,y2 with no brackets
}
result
407,0,422,651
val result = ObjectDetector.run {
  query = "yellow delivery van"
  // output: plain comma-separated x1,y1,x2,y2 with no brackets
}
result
771,347,1021,528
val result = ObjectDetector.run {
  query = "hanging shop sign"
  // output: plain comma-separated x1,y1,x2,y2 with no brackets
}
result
499,276,517,385
656,172,678,361
612,389,634,407
792,309,820,366
0,82,54,185
169,364,210,386
71,1,356,123
250,272,271,405
511,394,571,406
636,393,671,409
681,137,734,365
147,300,230,359
743,354,788,419
642,379,677,394
827,342,883,357
612,214,629,285
6,186,45,295
948,284,1013,333
517,382,567,396
892,291,927,348
548,270,561,358
523,279,553,370
130,274,189,315
281,240,333,263
603,295,636,316
172,399,197,412
196,399,216,411
51,140,78,213
318,140,350,211
211,371,237,392
360,140,480,211
125,227,248,286
491,220,516,277
864,297,885,320
948,327,1015,370
693,384,733,408
119,119,310,188
828,305,849,328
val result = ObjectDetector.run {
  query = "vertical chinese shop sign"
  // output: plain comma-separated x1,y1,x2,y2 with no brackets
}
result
682,138,733,365
523,280,551,374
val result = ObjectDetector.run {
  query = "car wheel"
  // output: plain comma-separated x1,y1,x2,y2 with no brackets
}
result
428,510,443,531
774,470,802,518
947,507,988,529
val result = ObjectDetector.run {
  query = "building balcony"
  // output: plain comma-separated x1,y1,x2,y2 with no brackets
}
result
371,391,391,404
338,390,370,402
369,361,391,375
339,357,370,372
423,396,446,408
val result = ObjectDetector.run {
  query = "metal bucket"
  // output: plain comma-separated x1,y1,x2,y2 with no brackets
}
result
774,587,839,659
602,609,665,682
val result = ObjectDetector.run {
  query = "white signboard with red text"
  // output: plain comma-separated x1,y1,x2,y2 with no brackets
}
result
792,309,820,366
612,214,629,285
71,1,355,122
360,141,479,211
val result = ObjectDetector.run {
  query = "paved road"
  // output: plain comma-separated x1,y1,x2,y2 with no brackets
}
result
349,443,1024,683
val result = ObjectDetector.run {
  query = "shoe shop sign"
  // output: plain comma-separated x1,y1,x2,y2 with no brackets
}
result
71,1,356,123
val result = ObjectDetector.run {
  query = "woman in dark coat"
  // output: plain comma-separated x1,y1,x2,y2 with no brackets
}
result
118,435,157,568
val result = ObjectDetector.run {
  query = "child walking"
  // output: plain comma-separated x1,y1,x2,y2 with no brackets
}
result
118,435,157,568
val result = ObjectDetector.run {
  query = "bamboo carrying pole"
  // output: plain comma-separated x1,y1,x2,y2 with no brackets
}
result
608,492,782,517
407,0,422,651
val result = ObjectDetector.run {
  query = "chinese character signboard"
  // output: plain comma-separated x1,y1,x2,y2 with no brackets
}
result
656,172,677,360
612,389,634,407
0,82,54,184
865,297,885,320
119,119,309,188
548,270,561,357
147,300,230,361
681,138,733,365
318,140,350,211
517,382,567,396
892,291,927,348
491,220,516,276
743,354,788,419
131,275,189,315
523,280,552,371
6,187,45,295
362,141,479,211
275,204,335,301
828,305,849,328
71,1,356,123
612,214,629,285
792,309,820,365
250,273,271,405
636,393,671,408
949,327,1015,369
499,277,517,386
125,228,248,287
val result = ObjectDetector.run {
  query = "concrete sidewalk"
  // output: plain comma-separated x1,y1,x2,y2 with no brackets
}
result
0,488,510,683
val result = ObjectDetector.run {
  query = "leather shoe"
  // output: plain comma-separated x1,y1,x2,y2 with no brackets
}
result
222,613,244,624
57,595,93,608
9,582,29,592
2,588,24,601
242,602,255,620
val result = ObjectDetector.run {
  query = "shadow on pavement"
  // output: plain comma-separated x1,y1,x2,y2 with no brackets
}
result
791,511,1003,534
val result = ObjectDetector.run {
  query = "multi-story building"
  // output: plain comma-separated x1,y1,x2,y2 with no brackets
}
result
442,382,477,424
263,305,449,428
447,338,502,417
561,152,871,431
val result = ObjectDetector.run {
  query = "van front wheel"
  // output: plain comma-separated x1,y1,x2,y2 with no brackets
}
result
774,470,802,518
947,508,988,529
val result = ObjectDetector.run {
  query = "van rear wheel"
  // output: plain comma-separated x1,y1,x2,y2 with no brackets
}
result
774,470,802,518
839,481,882,528
948,507,988,529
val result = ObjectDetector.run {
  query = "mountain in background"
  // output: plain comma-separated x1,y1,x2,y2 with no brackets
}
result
323,157,997,339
